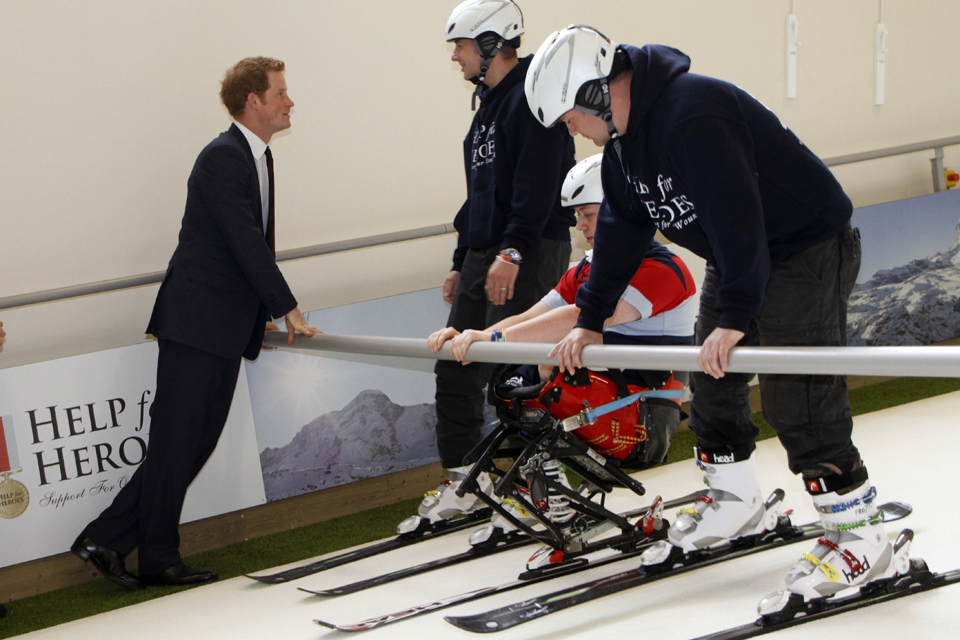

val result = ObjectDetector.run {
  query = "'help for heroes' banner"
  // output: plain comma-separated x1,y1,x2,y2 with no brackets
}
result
0,342,265,569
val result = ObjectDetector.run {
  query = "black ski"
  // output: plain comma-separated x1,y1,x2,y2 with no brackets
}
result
245,508,493,584
443,501,912,633
314,540,657,632
693,557,960,639
302,489,707,597
302,531,534,597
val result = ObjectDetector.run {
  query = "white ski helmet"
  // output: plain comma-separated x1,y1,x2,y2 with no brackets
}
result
561,154,604,208
447,0,525,109
525,25,619,129
445,0,524,51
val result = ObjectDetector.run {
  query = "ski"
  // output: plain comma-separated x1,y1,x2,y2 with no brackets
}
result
245,508,493,584
692,557,960,639
302,531,534,597
302,489,707,597
314,539,657,632
443,501,912,633
312,489,713,631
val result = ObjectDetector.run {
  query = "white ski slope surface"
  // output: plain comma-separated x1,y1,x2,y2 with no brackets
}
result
13,391,960,640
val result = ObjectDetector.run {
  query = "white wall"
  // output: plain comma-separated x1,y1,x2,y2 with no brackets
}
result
2,0,958,369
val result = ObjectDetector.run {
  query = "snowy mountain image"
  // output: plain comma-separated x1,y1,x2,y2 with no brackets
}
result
259,389,440,501
847,219,960,346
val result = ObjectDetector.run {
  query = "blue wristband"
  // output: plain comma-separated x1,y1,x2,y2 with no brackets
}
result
491,329,505,342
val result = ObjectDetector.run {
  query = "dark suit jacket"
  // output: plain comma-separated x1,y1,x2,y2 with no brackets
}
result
147,124,298,360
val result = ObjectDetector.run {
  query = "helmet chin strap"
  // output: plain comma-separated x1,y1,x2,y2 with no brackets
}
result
598,79,627,175
604,112,625,172
470,72,486,111
471,39,504,111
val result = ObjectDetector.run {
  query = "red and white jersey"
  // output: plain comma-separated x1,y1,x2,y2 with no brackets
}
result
541,241,696,343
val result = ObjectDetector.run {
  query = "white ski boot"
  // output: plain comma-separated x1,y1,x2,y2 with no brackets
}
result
759,524,913,619
469,494,540,546
784,480,901,599
668,448,766,552
485,494,540,533
417,464,494,524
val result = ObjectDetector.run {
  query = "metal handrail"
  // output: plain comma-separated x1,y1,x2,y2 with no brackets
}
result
823,134,960,194
3,135,958,311
0,223,456,311
822,135,960,166
262,332,960,378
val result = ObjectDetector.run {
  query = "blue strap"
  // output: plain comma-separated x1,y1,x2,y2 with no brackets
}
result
581,388,686,424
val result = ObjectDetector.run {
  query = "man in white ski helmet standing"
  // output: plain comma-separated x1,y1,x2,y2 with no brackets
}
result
418,1,575,524
524,25,906,612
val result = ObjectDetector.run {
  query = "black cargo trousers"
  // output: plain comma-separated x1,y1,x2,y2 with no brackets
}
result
688,225,862,475
435,239,571,469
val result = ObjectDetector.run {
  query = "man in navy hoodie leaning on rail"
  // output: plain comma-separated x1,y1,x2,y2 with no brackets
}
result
414,0,575,526
526,26,898,611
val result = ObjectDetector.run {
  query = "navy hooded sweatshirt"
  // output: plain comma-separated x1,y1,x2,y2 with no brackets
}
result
576,45,853,334
451,54,575,271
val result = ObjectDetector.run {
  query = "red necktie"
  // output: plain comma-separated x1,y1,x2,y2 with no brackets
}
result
265,147,275,257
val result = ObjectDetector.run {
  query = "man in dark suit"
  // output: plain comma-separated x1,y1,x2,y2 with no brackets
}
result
72,57,318,589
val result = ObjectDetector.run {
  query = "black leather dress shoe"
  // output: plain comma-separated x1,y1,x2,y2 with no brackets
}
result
140,562,218,587
71,535,142,591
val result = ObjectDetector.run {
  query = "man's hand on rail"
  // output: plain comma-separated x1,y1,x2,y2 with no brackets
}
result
442,270,461,304
284,307,320,345
428,326,460,353
549,327,602,375
698,327,745,379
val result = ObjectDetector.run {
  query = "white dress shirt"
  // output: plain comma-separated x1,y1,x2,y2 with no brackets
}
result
234,121,270,234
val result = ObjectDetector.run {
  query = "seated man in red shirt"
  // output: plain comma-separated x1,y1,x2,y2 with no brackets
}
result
430,154,697,474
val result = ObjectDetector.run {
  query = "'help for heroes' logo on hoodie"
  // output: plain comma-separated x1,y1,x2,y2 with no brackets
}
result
471,123,497,171
626,170,698,232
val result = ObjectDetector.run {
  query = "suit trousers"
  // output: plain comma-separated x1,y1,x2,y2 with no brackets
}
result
434,239,571,469
688,225,863,475
82,339,241,573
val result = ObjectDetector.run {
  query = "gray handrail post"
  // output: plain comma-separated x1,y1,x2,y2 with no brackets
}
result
932,146,947,193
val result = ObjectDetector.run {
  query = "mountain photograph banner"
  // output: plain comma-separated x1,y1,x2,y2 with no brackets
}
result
244,288,451,502
848,189,960,346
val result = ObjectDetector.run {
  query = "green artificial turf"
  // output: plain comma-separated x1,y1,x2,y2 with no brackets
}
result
2,376,959,638
0,497,423,639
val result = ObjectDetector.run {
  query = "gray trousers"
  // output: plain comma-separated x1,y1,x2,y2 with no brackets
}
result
435,238,571,468
689,226,862,475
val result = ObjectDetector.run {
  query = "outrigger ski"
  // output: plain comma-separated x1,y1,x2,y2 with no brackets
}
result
693,536,960,639
245,508,493,584
301,489,707,597
442,500,913,634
